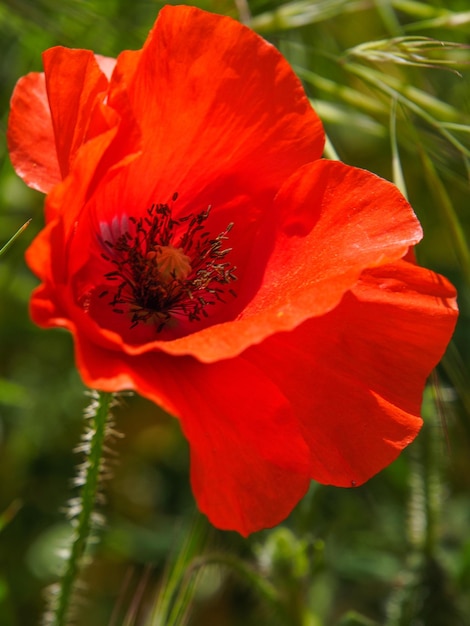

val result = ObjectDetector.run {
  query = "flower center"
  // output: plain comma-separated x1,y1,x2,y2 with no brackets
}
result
147,245,192,284
97,198,237,332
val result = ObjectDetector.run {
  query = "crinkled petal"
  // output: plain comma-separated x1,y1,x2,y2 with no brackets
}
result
110,4,323,211
245,260,458,485
71,334,312,535
49,4,326,351
42,46,112,178
7,52,118,194
7,72,61,193
146,160,423,362
44,107,141,225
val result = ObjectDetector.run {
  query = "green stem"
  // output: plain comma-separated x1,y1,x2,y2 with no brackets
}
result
50,391,113,626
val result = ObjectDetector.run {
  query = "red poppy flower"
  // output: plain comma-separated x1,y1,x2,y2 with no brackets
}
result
8,6,457,535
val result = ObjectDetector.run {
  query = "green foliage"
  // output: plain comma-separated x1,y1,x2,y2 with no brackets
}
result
0,1,469,625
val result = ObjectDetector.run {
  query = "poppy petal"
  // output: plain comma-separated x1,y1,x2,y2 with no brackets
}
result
7,72,61,193
149,160,423,362
116,5,323,207
42,46,112,178
167,357,312,535
245,260,458,486
70,333,312,535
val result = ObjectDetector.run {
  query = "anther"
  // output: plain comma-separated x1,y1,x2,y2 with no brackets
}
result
96,198,237,332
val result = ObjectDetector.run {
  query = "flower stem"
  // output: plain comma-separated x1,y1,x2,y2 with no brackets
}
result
49,391,114,626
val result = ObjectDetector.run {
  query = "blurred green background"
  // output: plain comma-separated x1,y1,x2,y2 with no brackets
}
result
0,1,469,625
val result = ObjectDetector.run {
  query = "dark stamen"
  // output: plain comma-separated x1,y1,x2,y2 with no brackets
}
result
98,198,237,332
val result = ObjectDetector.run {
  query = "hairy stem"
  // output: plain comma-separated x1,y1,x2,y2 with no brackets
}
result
49,391,114,626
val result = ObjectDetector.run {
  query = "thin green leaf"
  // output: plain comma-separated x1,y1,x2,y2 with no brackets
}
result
295,65,388,117
147,514,208,626
374,0,403,37
323,132,341,161
347,36,469,75
345,63,470,158
0,219,31,257
390,98,408,198
311,100,386,139
417,140,470,286
404,11,470,33
344,62,465,123
390,0,447,20
250,0,369,33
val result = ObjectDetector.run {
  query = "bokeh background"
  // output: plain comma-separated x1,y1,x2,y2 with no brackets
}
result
0,1,469,625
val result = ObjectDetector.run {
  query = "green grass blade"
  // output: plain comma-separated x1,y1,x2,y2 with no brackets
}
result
390,98,408,198
0,219,31,257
